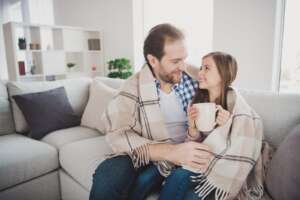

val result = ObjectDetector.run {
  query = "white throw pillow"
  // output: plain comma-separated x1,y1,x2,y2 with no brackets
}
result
81,80,117,133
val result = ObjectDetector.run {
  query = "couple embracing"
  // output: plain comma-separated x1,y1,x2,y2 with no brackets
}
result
89,23,269,200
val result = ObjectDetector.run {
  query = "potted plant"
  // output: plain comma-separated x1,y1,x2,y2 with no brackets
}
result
18,37,26,50
67,62,76,72
107,58,133,79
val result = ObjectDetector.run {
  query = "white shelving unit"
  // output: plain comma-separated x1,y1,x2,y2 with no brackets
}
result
3,22,104,81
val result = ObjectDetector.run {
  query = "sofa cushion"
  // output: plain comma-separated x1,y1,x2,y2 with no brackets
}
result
7,78,91,134
59,136,113,190
81,80,117,133
0,81,15,136
12,87,80,140
0,134,59,190
94,76,124,89
42,126,101,149
239,89,300,147
265,124,300,200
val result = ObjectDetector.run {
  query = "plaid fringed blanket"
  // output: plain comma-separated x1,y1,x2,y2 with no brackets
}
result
190,89,266,200
103,64,268,199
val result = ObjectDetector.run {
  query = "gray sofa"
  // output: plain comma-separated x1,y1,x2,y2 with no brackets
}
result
0,76,299,200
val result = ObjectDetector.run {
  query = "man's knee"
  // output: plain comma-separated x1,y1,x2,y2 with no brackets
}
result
94,155,134,176
90,155,136,200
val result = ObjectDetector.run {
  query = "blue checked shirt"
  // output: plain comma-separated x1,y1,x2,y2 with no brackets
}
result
155,72,198,113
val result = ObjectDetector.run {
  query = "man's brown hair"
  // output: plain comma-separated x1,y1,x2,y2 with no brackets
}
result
143,23,184,68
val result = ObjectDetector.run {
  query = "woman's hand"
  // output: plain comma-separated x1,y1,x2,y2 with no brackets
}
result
187,104,200,139
216,105,231,126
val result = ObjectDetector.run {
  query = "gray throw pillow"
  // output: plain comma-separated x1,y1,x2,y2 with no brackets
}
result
265,124,300,200
12,87,80,140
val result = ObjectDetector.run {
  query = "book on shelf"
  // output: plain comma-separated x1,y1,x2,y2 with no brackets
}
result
88,39,101,50
18,61,26,75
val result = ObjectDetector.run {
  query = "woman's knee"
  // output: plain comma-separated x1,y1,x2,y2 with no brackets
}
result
167,167,194,181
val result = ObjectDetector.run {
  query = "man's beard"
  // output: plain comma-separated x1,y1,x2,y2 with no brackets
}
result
158,70,182,84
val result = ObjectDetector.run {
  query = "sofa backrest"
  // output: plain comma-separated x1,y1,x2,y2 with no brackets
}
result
94,76,125,89
240,89,300,148
7,77,92,134
4,75,299,148
0,81,15,135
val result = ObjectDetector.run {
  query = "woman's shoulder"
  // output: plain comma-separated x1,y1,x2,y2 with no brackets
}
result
227,88,260,118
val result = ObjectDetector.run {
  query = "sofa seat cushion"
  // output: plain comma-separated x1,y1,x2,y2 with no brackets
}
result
42,126,101,149
59,136,113,190
0,134,58,190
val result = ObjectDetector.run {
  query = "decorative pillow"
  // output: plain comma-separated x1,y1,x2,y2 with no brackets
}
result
81,80,117,133
7,78,91,134
265,124,300,200
12,87,80,140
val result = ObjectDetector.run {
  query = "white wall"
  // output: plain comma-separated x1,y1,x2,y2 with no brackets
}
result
26,0,54,24
132,0,144,70
138,0,213,70
53,0,134,74
213,0,277,91
0,1,9,80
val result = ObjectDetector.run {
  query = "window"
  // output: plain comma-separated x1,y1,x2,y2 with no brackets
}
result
9,1,23,22
280,0,300,92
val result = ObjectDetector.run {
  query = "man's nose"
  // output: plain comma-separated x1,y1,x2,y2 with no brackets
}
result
198,70,204,78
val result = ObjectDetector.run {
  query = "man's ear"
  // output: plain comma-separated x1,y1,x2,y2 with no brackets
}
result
147,54,159,69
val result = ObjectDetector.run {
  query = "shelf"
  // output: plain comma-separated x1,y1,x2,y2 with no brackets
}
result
3,22,104,81
86,50,102,53
19,74,44,77
17,49,64,52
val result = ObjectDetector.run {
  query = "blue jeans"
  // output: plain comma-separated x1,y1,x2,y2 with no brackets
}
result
89,155,164,200
89,155,208,200
159,167,202,200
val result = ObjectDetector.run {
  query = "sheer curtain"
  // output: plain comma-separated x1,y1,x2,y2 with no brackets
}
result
280,0,300,93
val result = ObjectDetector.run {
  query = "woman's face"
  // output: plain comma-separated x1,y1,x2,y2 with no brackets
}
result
198,56,222,90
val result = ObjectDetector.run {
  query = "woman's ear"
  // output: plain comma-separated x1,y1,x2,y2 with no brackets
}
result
147,54,159,69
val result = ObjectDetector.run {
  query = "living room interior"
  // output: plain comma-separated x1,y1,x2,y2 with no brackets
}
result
0,0,299,200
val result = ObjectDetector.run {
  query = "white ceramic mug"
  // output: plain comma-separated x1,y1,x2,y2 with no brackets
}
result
194,102,218,132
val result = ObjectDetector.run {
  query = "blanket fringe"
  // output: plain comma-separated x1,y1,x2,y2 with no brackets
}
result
130,144,150,168
191,174,229,200
246,185,264,200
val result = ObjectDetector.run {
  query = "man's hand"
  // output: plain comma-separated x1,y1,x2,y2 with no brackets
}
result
169,142,213,171
148,142,213,171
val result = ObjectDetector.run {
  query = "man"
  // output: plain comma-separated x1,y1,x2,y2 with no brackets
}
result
89,24,213,200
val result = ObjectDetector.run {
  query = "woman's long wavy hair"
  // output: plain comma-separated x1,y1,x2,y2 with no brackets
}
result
191,52,238,110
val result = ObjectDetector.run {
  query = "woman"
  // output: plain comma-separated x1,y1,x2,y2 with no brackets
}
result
159,52,264,200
